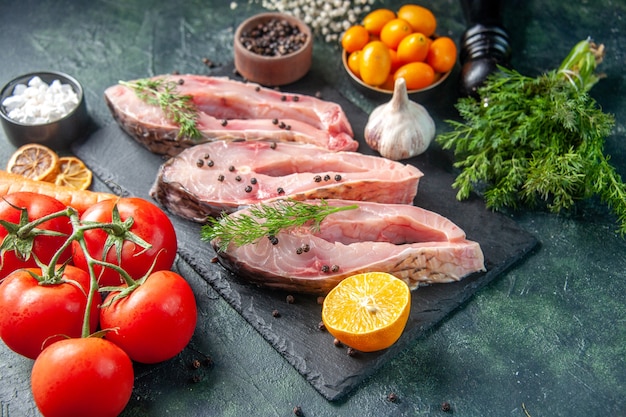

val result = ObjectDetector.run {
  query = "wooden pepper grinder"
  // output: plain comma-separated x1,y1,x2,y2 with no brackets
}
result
458,0,512,96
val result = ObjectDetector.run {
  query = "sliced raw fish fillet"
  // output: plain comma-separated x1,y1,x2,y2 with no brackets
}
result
104,74,358,156
211,199,486,294
150,141,423,222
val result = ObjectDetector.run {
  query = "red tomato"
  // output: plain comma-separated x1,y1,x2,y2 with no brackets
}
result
72,197,177,287
0,192,72,278
0,265,100,359
31,337,134,417
100,270,197,364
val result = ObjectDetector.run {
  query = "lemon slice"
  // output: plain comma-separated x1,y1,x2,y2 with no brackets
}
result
322,272,411,352
6,143,60,182
53,156,93,190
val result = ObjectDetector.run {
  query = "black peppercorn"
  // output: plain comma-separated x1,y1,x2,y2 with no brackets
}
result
238,18,308,57
334,174,342,181
314,175,322,182
196,159,204,167
286,294,295,304
217,174,225,182
250,177,257,184
245,185,252,193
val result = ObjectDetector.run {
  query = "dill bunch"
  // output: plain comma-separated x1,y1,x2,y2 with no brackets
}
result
120,78,201,139
201,199,358,252
437,39,626,235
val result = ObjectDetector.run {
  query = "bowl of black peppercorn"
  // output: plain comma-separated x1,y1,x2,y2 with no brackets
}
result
234,13,313,87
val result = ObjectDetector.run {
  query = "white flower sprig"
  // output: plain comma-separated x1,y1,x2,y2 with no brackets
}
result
250,0,376,43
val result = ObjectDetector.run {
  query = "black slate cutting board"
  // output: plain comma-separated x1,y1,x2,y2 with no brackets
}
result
72,67,538,401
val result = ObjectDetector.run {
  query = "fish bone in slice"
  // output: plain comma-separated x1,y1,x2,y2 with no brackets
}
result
150,141,423,222
211,199,486,295
104,74,358,156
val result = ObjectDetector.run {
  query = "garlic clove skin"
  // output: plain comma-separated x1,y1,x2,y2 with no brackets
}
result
364,77,436,160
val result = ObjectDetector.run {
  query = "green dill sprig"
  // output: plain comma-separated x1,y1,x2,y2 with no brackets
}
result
437,39,626,235
201,199,359,252
120,78,201,139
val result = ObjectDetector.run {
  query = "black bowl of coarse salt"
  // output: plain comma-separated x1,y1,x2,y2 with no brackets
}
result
0,71,88,150
234,13,313,87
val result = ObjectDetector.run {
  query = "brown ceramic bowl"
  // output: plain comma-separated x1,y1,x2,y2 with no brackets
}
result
234,13,313,86
0,71,88,150
342,49,453,102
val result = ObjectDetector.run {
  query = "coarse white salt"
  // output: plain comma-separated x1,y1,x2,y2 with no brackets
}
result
2,76,80,125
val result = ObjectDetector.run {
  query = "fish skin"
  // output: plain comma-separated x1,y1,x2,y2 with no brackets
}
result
104,74,358,156
150,141,424,222
211,199,486,295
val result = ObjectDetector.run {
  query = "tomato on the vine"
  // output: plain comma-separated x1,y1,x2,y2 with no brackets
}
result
100,270,197,364
0,192,72,278
72,197,177,287
31,337,134,417
0,265,100,359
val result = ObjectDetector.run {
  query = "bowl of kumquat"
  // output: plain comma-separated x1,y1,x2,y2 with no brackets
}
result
341,4,457,100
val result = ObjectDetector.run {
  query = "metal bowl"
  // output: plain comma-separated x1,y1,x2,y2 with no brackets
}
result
0,71,89,150
234,13,313,87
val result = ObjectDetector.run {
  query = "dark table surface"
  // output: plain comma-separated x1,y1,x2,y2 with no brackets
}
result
1,1,625,416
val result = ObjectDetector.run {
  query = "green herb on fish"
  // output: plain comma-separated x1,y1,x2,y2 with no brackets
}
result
120,78,201,139
201,199,359,252
437,39,626,235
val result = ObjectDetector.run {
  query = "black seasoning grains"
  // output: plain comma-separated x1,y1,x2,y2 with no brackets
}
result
239,18,308,57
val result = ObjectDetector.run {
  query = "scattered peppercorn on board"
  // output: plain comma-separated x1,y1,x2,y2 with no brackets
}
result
72,64,538,401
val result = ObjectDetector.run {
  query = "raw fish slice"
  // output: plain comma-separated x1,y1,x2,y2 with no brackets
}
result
150,141,423,222
211,200,486,294
176,75,353,136
104,75,358,156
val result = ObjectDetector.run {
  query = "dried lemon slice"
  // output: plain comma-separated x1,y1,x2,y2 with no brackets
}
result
322,272,411,352
53,156,93,190
6,143,60,182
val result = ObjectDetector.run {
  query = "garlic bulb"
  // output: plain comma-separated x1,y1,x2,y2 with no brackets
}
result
364,77,435,160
